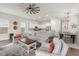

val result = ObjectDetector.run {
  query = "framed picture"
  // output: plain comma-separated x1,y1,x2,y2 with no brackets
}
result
13,21,18,25
13,26,17,30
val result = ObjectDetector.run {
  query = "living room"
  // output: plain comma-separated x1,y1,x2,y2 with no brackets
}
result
0,3,79,56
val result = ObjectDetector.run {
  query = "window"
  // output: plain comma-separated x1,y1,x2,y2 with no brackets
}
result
0,18,9,34
0,18,3,27
21,22,26,34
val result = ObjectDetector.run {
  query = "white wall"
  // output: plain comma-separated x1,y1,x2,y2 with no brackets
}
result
29,20,38,28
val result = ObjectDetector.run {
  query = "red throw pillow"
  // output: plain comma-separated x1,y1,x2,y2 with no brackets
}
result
48,40,55,53
15,34,22,39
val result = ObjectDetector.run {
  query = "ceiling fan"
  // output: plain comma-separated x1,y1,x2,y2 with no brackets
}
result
19,3,40,14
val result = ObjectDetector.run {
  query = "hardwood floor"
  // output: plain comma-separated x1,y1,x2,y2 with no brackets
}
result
66,48,79,56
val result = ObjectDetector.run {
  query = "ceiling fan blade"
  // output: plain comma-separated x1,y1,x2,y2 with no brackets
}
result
36,9,40,11
32,9,40,14
31,11,33,14
23,7,29,12
32,3,36,7
33,11,35,14
32,10,36,14
31,10,34,14
34,9,40,12
29,4,32,8
34,12,36,14
36,11,39,13
26,11,28,13
26,7,29,10
34,10,37,14
34,6,39,9
29,11,31,14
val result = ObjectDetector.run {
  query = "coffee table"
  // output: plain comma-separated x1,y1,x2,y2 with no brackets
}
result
16,39,36,56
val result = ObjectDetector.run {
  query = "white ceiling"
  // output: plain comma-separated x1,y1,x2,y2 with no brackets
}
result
0,3,79,20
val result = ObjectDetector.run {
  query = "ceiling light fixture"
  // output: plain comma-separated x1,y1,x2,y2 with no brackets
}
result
19,3,40,14
64,11,71,22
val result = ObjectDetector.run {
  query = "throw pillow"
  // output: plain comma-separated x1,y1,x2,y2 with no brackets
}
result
53,38,62,54
48,40,55,53
15,34,22,39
